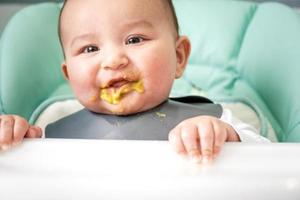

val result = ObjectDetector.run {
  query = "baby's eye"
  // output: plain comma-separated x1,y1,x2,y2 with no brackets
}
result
83,46,99,54
126,36,144,45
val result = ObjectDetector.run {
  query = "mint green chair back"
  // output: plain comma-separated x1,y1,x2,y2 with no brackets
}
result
172,0,300,142
0,3,72,123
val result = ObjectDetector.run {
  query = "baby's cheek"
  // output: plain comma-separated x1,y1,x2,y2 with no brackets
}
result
69,79,95,101
145,79,172,103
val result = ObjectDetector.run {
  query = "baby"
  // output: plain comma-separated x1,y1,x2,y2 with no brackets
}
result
0,0,269,163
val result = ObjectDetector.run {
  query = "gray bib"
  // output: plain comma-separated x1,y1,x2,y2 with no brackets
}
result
45,97,222,140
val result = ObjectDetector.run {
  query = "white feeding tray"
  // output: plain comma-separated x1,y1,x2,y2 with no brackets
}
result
0,139,300,200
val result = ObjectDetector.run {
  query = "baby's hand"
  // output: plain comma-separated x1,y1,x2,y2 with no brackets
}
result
0,115,42,151
168,116,240,164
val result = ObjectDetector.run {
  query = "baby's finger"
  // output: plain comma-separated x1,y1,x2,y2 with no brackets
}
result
0,115,14,150
212,121,226,159
12,116,30,145
25,126,42,138
225,125,241,142
169,127,186,155
180,125,201,163
198,122,214,164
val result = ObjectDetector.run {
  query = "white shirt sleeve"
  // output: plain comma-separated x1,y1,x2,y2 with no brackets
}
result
220,108,270,143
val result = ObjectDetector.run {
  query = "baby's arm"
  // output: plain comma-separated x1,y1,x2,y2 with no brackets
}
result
220,108,270,143
0,115,42,151
168,115,240,164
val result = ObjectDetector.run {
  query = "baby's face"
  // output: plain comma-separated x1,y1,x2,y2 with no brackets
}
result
61,0,189,115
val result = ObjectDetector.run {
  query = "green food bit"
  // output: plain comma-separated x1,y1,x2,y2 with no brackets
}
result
156,112,166,118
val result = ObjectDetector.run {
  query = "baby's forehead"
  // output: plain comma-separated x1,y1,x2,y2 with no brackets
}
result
60,0,175,33
59,0,177,48
65,1,168,19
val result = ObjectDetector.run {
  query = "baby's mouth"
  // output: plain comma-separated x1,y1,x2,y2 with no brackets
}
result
104,78,131,89
99,79,144,105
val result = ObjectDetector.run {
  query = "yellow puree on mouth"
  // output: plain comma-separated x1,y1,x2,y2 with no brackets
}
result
100,80,144,104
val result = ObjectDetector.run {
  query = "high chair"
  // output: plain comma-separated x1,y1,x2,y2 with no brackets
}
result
1,1,300,141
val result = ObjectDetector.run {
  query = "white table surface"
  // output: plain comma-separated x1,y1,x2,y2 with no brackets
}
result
0,139,300,200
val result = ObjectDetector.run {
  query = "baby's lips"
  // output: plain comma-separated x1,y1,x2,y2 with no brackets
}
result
101,75,138,89
110,80,130,88
99,80,144,105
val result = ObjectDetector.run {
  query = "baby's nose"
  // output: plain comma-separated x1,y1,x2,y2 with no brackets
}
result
100,50,128,70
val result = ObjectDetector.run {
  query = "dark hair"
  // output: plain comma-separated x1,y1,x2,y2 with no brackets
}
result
58,1,67,55
165,0,179,35
58,0,179,56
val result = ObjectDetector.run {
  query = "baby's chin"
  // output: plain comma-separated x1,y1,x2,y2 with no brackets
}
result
84,98,163,116
86,104,145,116
80,91,169,115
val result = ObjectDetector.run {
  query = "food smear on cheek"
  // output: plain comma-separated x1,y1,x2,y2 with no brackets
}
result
100,80,144,104
89,95,97,103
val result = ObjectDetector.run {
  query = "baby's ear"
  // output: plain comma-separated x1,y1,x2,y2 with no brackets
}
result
61,62,70,80
175,36,191,78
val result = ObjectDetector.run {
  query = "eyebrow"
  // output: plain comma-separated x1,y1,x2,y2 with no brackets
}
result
70,20,154,48
122,19,154,30
70,33,96,48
